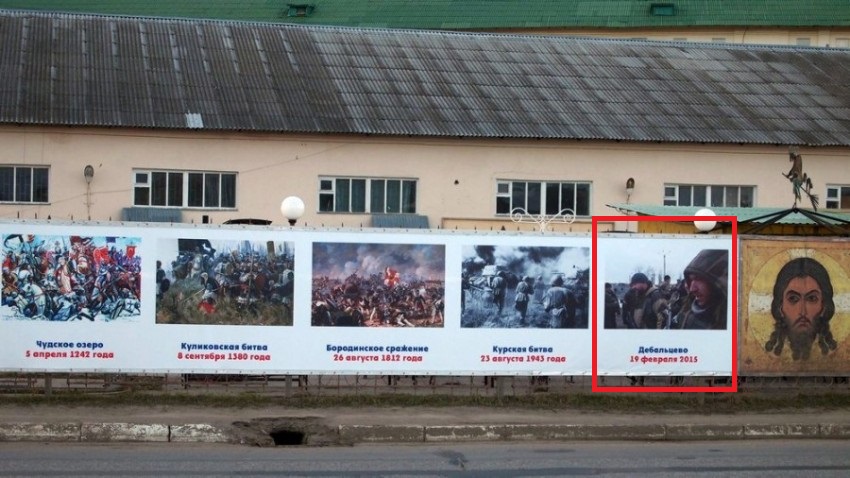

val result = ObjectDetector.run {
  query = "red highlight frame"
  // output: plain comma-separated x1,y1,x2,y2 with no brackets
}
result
591,215,738,393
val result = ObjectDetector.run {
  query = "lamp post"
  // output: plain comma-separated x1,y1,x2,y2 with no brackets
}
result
625,177,635,204
83,165,94,220
694,208,717,233
280,196,305,226
510,207,576,232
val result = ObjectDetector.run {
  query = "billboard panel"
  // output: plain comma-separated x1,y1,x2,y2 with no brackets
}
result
740,237,850,375
0,222,591,375
595,235,734,376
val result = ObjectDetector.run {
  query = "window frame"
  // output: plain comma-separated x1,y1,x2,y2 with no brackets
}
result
826,185,850,210
663,184,755,208
0,165,49,204
132,169,236,209
317,176,417,214
495,179,591,217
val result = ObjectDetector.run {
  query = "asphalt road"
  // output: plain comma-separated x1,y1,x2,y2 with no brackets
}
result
1,440,849,477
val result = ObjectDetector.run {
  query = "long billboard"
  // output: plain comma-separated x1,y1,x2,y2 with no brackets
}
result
0,221,743,376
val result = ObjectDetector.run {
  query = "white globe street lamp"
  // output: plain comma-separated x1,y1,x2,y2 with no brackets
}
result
694,208,717,232
280,196,305,226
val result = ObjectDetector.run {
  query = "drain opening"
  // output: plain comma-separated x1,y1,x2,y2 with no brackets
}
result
270,429,306,446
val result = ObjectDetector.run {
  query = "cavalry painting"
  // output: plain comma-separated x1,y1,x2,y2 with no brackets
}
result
155,237,295,326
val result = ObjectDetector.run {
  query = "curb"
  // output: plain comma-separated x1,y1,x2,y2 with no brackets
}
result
1,422,849,444
337,423,850,444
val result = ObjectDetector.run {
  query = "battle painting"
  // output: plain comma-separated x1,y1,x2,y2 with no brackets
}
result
155,238,295,326
311,242,445,327
1,234,141,322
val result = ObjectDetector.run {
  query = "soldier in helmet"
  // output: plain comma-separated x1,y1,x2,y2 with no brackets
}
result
490,270,507,315
629,272,669,329
543,274,578,328
514,275,533,325
675,249,728,330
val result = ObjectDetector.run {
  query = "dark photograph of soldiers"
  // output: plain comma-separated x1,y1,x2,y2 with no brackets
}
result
155,238,295,326
603,247,729,330
674,249,729,330
311,242,445,328
1,234,141,322
461,245,589,328
603,282,621,329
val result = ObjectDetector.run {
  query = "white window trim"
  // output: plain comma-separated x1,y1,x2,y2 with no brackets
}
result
0,165,49,204
132,169,236,209
317,176,418,214
825,184,850,210
663,184,756,208
495,179,592,217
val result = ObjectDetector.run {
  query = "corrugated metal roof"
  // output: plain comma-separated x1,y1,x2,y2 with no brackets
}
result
2,10,850,145
1,1,849,29
607,204,850,225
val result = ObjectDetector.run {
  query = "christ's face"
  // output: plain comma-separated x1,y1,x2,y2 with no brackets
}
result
780,276,823,335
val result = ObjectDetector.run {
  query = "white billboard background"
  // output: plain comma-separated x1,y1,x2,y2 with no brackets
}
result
595,235,734,376
0,222,594,375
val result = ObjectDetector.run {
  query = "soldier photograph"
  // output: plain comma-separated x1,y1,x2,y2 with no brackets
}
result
602,239,729,330
460,244,589,329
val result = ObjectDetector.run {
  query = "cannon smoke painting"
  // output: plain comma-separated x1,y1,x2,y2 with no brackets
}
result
311,242,445,327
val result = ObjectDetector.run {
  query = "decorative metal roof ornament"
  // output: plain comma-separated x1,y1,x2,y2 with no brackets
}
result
784,147,819,211
510,207,576,232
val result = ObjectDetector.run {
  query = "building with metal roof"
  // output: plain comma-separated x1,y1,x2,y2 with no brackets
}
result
0,10,848,230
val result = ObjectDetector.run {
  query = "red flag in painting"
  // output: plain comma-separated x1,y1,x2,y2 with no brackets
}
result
126,245,136,258
383,267,400,288
92,247,109,267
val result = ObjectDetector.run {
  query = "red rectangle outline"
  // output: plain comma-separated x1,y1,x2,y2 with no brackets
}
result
591,215,738,393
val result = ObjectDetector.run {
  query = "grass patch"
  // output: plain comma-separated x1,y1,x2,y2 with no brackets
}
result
1,389,849,413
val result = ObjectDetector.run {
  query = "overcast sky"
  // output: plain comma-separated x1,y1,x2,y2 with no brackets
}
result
600,237,729,285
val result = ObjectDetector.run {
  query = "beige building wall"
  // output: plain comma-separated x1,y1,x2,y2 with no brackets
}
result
504,27,850,47
1,125,848,231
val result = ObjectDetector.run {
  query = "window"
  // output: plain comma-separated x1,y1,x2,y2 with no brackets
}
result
496,180,591,217
795,38,812,46
711,38,728,43
664,184,754,208
133,170,236,208
650,3,675,16
286,3,315,17
834,38,850,48
826,185,850,209
318,177,416,214
0,166,48,203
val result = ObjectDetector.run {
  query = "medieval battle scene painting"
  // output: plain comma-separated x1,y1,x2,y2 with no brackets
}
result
155,238,295,326
461,245,589,329
1,234,141,322
311,242,445,327
601,238,730,331
741,238,850,374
